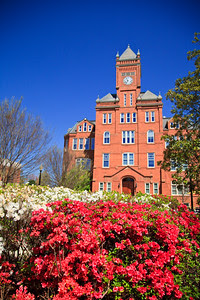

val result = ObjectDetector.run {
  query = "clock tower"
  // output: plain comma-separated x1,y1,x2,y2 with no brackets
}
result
116,45,141,107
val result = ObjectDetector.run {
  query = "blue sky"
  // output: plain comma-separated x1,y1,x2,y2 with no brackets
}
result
0,0,199,150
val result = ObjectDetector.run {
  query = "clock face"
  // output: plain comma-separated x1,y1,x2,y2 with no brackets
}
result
123,76,133,85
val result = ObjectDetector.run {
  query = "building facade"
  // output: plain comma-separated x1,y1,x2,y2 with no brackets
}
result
64,45,198,207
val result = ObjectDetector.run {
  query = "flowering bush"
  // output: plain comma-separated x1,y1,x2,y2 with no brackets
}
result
0,185,199,299
21,200,200,299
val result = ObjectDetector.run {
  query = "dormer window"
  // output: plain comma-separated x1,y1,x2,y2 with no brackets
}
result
83,122,87,132
88,125,92,132
78,125,82,132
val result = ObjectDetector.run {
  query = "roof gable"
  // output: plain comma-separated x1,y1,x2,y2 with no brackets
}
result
137,90,158,100
97,93,118,103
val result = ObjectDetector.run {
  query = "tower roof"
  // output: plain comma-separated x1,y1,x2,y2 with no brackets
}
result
119,45,137,61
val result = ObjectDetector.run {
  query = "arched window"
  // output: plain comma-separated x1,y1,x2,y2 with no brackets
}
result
103,131,110,144
147,130,154,143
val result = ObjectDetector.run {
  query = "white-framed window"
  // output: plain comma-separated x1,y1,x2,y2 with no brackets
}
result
73,138,77,150
107,182,112,192
103,113,107,124
148,152,155,168
103,131,110,144
83,122,87,132
79,138,84,150
145,112,149,122
88,125,92,132
147,130,154,143
124,94,127,106
120,113,125,123
126,113,130,123
78,125,82,132
145,183,150,194
171,160,188,171
91,138,95,150
103,153,110,168
108,113,112,124
76,158,91,170
99,182,104,191
122,131,135,144
132,112,137,123
151,111,155,122
153,183,159,194
171,182,189,195
85,138,90,150
130,93,133,106
122,153,134,166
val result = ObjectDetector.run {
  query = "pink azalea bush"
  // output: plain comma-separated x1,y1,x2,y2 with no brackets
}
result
0,194,200,299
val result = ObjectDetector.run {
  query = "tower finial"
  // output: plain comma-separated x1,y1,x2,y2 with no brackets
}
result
137,49,140,56
116,51,119,58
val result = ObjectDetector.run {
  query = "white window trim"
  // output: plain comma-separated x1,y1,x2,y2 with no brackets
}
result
122,153,134,166
103,131,110,144
147,130,154,144
78,125,82,132
108,113,112,124
120,113,125,123
88,125,92,132
130,93,133,106
99,182,104,191
83,122,87,132
171,182,189,195
147,152,155,168
107,182,112,192
145,112,149,123
145,183,150,194
132,112,137,123
126,113,130,123
122,131,135,144
72,138,77,150
79,138,84,150
103,113,107,124
103,153,110,168
151,111,155,122
124,94,127,106
153,183,159,194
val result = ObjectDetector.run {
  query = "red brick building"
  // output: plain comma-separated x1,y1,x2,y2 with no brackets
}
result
64,45,198,207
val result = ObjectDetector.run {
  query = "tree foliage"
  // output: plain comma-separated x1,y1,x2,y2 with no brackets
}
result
0,98,50,185
160,33,200,209
63,164,91,191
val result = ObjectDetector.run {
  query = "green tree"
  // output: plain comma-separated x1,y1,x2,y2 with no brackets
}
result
159,33,200,210
63,164,91,191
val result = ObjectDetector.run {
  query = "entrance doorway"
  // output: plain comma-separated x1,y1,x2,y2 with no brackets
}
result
122,177,135,196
